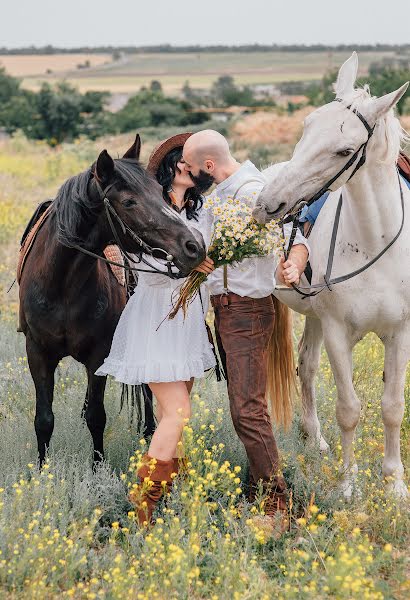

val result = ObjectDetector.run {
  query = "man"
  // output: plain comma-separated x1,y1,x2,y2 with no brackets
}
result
182,130,309,522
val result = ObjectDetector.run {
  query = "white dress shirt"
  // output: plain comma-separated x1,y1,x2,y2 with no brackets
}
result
200,160,309,299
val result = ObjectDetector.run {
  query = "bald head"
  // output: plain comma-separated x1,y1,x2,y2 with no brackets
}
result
184,129,231,164
183,129,240,185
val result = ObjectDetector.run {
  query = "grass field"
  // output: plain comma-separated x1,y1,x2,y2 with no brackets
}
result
0,128,409,598
0,54,111,77
0,50,399,94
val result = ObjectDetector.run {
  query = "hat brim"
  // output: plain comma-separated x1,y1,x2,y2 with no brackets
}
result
147,132,193,176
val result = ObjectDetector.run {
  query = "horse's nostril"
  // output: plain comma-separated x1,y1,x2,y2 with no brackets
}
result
266,202,286,217
185,240,199,257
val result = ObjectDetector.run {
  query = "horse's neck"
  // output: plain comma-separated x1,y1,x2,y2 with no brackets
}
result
340,161,403,251
43,216,107,289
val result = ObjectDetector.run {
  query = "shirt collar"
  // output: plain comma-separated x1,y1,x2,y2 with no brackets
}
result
214,160,261,195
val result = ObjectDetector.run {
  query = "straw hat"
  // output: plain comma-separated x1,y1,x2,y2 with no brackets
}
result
147,132,193,176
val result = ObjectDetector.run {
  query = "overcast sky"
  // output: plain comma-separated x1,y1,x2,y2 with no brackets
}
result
1,0,409,48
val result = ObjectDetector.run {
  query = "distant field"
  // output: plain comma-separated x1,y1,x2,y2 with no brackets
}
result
0,50,398,94
0,53,111,76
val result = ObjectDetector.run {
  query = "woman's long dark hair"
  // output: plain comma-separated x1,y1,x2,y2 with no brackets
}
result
156,146,204,221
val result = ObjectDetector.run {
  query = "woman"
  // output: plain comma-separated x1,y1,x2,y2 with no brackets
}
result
95,132,216,524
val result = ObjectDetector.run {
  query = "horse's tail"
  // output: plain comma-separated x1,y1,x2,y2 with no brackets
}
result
266,296,296,429
120,384,156,435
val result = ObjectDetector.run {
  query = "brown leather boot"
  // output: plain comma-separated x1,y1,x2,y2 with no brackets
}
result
261,477,289,532
129,454,175,525
172,457,180,477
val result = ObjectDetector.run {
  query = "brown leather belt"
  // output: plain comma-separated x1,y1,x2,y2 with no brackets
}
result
211,292,249,308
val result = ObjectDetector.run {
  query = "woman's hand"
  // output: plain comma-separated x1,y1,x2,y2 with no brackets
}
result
194,256,215,275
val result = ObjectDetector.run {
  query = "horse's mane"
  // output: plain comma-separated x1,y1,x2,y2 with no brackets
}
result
343,86,410,164
52,158,152,248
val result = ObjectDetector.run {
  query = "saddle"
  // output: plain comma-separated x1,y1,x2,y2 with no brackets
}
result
17,200,126,287
398,151,410,182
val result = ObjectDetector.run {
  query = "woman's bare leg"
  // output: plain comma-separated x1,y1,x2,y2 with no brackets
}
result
148,381,191,461
155,378,194,423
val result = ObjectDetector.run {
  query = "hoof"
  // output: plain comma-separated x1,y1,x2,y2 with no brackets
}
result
319,437,330,453
340,464,359,502
385,478,409,500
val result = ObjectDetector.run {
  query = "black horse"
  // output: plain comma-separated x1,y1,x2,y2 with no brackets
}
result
19,135,205,464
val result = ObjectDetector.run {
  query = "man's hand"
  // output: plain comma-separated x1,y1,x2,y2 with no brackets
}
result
276,256,300,287
195,256,215,275
276,244,308,287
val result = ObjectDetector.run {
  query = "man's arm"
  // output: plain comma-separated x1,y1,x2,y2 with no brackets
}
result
276,244,309,286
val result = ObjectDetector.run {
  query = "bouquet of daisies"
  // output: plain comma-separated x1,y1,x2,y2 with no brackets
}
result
168,194,283,319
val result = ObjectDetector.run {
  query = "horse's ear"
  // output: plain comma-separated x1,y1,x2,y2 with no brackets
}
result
123,134,141,160
334,52,358,98
95,150,115,182
365,82,409,122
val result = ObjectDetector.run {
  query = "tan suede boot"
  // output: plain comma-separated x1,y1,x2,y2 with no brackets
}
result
129,454,175,526
258,476,289,535
172,457,180,477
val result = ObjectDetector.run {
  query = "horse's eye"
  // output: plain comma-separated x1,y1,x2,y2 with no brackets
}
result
123,198,136,208
337,149,353,157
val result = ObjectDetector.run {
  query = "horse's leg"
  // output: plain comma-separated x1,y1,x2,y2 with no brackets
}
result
85,369,107,463
26,333,59,465
322,321,360,500
298,317,329,451
381,333,409,498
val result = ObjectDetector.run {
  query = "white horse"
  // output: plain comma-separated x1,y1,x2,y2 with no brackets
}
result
254,52,410,499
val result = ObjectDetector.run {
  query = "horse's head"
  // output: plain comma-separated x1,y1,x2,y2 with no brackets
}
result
92,135,206,275
253,52,409,224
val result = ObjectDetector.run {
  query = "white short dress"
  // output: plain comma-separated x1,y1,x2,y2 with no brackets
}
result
95,208,216,385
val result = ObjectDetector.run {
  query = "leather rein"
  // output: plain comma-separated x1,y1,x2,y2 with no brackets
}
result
70,177,183,280
283,99,405,298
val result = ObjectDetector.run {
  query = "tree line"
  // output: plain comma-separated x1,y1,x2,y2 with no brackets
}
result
0,70,273,145
1,60,409,146
1,44,410,55
0,70,211,145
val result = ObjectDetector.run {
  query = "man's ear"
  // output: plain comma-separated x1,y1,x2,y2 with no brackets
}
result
95,150,115,182
123,133,141,160
205,159,215,172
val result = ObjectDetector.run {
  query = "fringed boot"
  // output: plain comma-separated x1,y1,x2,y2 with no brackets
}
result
129,453,176,526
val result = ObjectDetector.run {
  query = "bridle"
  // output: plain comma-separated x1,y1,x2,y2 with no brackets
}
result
282,99,405,298
286,98,375,219
70,176,184,280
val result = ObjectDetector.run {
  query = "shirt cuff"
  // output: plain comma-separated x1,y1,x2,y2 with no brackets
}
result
283,223,310,258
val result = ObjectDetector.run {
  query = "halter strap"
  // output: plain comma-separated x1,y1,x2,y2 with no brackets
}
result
70,174,183,280
334,98,374,136
286,99,375,217
286,171,405,298
282,102,404,298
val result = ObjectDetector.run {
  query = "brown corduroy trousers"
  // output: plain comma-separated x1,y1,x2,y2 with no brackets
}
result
211,293,286,493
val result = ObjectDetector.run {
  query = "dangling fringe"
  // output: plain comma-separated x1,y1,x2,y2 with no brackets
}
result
204,322,226,382
120,383,142,426
119,383,157,430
